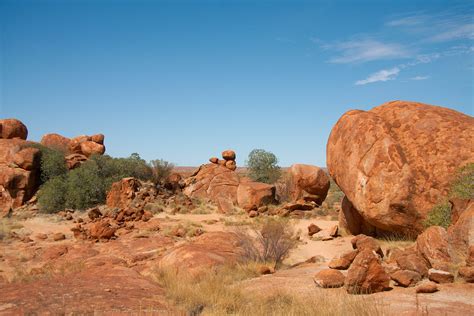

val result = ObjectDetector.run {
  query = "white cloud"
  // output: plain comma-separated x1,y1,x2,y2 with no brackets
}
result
386,15,426,27
410,75,430,80
430,23,474,42
355,67,400,85
325,38,410,64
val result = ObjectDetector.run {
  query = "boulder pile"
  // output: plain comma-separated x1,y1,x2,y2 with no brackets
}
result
0,119,40,216
41,133,106,169
209,149,237,171
327,101,474,236
184,150,276,213
317,203,473,295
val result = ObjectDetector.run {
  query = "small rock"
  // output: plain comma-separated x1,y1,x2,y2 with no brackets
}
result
52,233,66,241
248,210,258,218
35,233,48,240
258,266,275,275
65,214,73,221
458,266,474,283
322,236,334,241
428,268,454,284
308,223,321,236
391,270,421,287
416,281,439,293
209,157,219,164
314,269,345,288
328,250,358,270
329,225,339,237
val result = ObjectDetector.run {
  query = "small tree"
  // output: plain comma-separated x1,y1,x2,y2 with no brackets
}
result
246,149,281,184
150,159,174,184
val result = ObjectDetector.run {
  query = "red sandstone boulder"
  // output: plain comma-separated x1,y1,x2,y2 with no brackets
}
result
106,178,142,209
329,250,358,270
80,141,105,157
307,223,321,237
225,160,237,171
159,232,243,276
90,134,104,145
222,150,236,161
448,201,474,266
288,164,330,204
390,269,421,287
339,196,375,236
388,247,430,277
345,249,391,294
89,220,117,240
0,119,28,140
327,101,474,235
183,164,240,213
0,139,40,212
236,181,275,211
428,268,454,283
209,157,219,164
351,234,384,258
313,269,345,288
416,226,452,270
416,281,439,293
40,133,71,152
458,266,474,283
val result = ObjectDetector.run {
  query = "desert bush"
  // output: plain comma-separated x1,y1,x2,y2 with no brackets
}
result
274,170,292,203
423,201,452,229
38,153,153,212
149,158,174,184
423,163,474,229
237,218,297,267
246,149,281,184
450,163,473,200
23,144,67,183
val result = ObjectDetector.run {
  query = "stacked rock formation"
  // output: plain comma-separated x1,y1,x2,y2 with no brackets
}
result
184,150,276,213
0,119,40,216
41,133,106,169
209,150,237,171
327,100,474,236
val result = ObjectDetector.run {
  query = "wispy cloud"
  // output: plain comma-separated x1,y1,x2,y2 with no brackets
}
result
430,23,474,42
325,38,410,64
410,75,430,80
355,67,400,85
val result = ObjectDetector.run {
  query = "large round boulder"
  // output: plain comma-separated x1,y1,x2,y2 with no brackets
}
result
327,101,474,235
237,181,276,211
40,133,71,152
0,119,28,140
288,164,330,204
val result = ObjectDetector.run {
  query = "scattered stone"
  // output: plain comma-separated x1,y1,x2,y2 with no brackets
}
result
389,247,430,277
248,210,258,218
458,266,474,283
428,268,454,284
351,234,383,258
329,250,358,270
391,270,422,287
308,224,321,236
345,250,391,294
52,233,66,241
314,269,345,288
329,225,339,237
35,233,48,240
416,281,439,294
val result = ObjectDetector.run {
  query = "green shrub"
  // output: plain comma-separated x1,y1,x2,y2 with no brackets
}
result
23,144,67,183
450,163,474,200
423,201,451,229
38,153,154,212
246,149,282,184
38,176,67,213
150,159,174,184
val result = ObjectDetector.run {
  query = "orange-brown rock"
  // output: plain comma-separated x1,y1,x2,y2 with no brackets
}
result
351,234,383,258
416,226,451,270
389,247,430,277
209,157,219,164
288,164,330,205
345,249,391,294
65,154,88,169
415,281,439,293
448,201,474,266
237,181,275,212
159,232,243,276
313,269,345,288
458,266,474,283
428,268,454,283
183,164,240,213
307,223,321,237
329,250,358,270
80,141,105,157
225,160,237,171
0,119,28,140
222,150,236,161
390,269,421,287
106,178,142,209
327,101,474,235
0,139,40,212
90,134,104,145
338,196,375,236
40,133,71,152
89,220,117,240
0,185,13,217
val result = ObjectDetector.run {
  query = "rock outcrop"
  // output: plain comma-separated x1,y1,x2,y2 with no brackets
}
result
184,150,276,213
288,164,330,205
0,135,40,216
327,101,474,235
0,119,28,140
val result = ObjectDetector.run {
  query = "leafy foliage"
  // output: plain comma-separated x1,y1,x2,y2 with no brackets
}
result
38,153,154,212
23,144,68,183
423,201,452,229
246,149,281,184
150,159,175,184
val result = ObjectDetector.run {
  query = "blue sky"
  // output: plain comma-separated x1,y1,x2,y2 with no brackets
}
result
1,0,473,167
